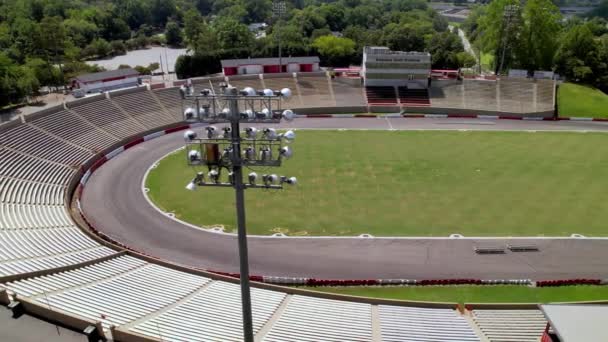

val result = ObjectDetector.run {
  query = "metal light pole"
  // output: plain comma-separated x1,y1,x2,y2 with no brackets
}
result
273,1,287,72
180,84,296,342
497,4,519,75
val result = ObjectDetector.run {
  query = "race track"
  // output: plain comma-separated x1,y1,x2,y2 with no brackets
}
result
81,117,608,280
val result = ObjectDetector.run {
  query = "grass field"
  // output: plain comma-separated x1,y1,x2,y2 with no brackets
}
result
558,82,608,118
304,285,608,304
146,130,608,236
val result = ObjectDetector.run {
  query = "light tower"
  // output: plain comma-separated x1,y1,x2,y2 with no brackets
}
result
273,1,287,72
180,83,296,342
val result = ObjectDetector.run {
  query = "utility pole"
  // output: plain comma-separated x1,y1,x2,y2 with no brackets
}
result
496,4,519,75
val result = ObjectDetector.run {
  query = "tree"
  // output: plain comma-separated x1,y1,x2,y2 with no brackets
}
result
150,0,176,27
312,35,356,67
213,17,252,52
245,0,271,23
24,57,60,87
291,7,328,37
266,24,310,57
382,23,426,52
555,24,600,84
111,41,127,55
165,20,183,47
456,52,477,68
427,31,465,69
476,0,522,73
515,0,562,72
63,18,98,48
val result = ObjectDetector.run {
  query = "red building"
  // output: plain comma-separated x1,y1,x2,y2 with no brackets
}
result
221,57,320,76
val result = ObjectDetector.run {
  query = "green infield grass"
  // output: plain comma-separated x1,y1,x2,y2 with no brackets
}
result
146,130,608,236
558,82,608,118
303,285,608,304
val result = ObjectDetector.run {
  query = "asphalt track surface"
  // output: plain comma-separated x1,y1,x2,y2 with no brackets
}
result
82,118,608,280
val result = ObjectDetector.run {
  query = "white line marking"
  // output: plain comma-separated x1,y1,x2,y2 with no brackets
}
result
385,117,395,131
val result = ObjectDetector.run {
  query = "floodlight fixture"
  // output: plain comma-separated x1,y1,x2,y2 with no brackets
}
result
244,127,258,139
279,146,292,159
184,130,197,142
263,174,279,185
281,130,296,142
242,87,256,96
208,169,220,183
248,172,258,184
222,127,232,139
220,107,231,118
188,150,201,162
185,181,197,191
200,88,211,96
243,147,256,160
205,126,217,139
281,176,297,186
282,109,295,122
184,107,196,120
263,128,278,140
280,88,292,98
259,147,272,161
262,88,274,97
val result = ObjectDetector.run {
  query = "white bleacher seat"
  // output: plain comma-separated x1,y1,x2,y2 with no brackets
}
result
379,305,480,341
263,295,373,342
131,281,285,342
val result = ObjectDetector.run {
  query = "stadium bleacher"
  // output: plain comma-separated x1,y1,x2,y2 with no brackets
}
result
0,77,556,341
365,86,398,105
398,87,431,107
471,309,547,342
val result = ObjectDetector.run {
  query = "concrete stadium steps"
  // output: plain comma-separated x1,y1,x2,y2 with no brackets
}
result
366,86,398,105
68,99,146,140
471,309,547,342
499,79,535,113
0,148,75,185
0,227,102,262
111,90,176,129
0,203,73,229
27,262,209,328
4,256,147,297
152,87,184,121
263,295,373,341
29,110,118,152
0,246,115,277
398,87,431,107
429,81,464,108
2,124,93,166
536,79,554,111
227,76,264,92
332,77,366,107
0,177,65,206
296,75,336,108
379,305,480,341
464,80,498,111
129,281,286,341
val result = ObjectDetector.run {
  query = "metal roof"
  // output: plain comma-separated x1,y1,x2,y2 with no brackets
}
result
75,68,140,83
221,56,319,68
541,304,608,342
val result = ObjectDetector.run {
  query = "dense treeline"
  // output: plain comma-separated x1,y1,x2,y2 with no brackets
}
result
175,0,477,78
463,0,608,91
0,0,476,106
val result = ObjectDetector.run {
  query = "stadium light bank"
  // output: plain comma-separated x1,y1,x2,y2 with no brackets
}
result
180,82,296,342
